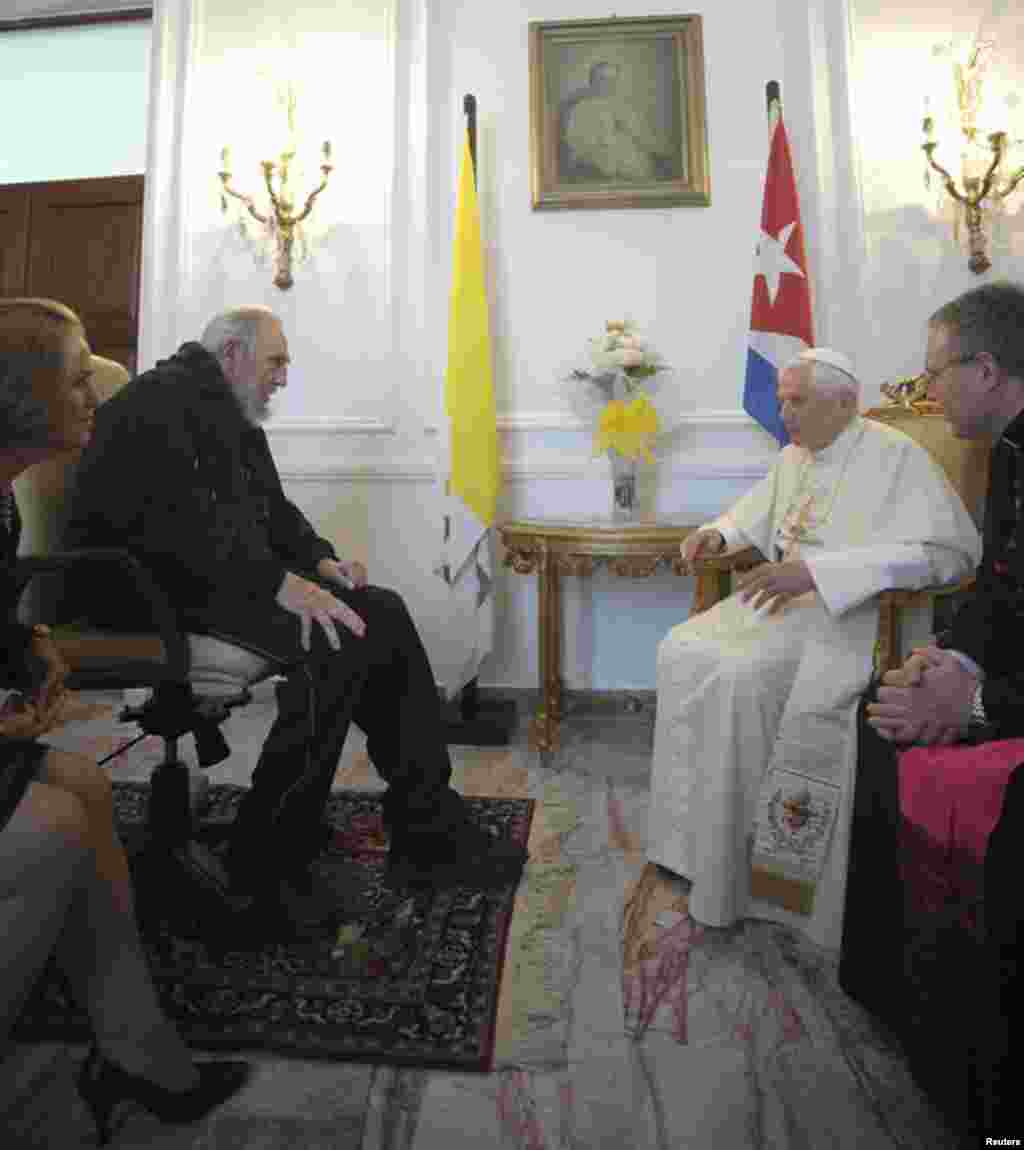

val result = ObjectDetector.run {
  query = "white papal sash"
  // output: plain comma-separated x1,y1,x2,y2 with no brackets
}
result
749,608,877,914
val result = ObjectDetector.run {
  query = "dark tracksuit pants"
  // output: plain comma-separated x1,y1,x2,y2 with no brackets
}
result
184,580,464,882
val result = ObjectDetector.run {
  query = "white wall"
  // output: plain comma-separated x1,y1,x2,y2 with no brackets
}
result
12,0,1015,691
136,0,862,692
0,19,150,183
426,0,794,689
849,0,1024,391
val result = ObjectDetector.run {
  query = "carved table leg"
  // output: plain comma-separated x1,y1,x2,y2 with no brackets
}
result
530,544,562,753
549,562,563,721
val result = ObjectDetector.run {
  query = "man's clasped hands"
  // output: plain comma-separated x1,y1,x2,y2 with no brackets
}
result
866,643,979,747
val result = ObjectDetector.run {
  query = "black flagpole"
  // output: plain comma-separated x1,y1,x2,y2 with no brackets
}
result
441,93,516,747
465,92,477,181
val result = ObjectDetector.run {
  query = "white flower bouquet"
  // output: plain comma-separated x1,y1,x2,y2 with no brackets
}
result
566,320,672,461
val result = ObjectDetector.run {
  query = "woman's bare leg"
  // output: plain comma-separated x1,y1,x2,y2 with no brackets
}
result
37,749,132,914
0,782,88,1038
6,756,199,1091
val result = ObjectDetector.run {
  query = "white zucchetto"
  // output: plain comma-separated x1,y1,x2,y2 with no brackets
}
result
796,347,859,385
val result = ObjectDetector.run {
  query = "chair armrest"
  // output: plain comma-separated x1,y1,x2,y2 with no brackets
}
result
686,546,767,617
874,575,977,674
14,549,189,681
877,574,977,610
685,544,766,576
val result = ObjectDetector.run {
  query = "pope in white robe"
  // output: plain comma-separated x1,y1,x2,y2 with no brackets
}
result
647,348,982,950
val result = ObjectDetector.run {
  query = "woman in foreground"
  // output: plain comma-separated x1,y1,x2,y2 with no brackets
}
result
0,297,250,1144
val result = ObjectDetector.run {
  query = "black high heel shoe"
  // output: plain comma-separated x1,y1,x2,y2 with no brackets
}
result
75,1044,251,1145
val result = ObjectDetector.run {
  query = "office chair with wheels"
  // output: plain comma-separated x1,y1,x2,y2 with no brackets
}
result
12,356,276,911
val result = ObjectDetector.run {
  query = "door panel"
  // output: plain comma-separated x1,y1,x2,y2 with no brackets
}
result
25,175,143,372
0,185,30,298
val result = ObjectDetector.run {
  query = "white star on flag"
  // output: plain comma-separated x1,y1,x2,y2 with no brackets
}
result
755,220,805,307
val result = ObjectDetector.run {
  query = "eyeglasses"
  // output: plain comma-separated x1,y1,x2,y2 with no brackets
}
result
921,353,978,387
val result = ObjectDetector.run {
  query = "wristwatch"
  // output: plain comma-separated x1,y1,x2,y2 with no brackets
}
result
969,680,988,726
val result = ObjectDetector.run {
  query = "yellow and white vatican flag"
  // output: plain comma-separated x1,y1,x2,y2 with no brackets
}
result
436,123,499,701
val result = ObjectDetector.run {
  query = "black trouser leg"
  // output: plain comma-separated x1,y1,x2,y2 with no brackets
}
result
980,763,1024,1135
349,588,460,831
226,650,365,883
226,585,460,881
838,678,906,1030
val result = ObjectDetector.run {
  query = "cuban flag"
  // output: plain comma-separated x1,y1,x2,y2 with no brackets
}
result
744,107,814,446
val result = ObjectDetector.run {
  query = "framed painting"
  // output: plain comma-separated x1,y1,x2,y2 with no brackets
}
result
529,14,710,210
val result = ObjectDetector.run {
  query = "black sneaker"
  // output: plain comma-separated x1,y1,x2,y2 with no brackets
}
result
389,817,527,889
269,869,339,929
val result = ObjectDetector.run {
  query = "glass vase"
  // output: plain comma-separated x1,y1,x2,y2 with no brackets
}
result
609,449,638,519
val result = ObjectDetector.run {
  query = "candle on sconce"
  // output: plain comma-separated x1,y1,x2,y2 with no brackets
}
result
323,140,332,162
221,145,231,169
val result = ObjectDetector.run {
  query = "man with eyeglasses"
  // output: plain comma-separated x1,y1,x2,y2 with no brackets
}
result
841,281,1024,1137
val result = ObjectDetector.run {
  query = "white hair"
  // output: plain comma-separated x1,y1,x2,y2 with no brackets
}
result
199,307,277,363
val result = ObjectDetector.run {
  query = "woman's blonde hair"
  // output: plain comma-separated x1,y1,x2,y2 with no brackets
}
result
0,298,83,448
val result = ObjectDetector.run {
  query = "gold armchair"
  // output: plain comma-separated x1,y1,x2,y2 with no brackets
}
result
686,383,989,673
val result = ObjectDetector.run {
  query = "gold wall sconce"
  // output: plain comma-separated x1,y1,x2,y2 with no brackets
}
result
218,85,333,290
922,38,1024,274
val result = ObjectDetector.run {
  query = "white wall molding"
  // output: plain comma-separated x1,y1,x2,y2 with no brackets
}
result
277,462,435,483
265,417,397,437
423,408,760,435
277,457,770,484
503,459,770,483
268,406,776,483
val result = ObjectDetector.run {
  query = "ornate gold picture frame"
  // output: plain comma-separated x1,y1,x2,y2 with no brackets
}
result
529,15,710,211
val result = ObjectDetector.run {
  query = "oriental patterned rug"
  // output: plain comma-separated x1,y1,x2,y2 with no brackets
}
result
13,782,534,1073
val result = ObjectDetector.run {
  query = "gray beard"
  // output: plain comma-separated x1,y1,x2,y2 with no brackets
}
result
229,382,269,425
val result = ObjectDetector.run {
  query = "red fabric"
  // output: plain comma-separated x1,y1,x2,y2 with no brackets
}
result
748,116,814,346
897,739,1024,917
743,114,814,446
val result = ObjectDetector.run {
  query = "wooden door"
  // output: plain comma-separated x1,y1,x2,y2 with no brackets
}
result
24,175,144,373
0,185,30,299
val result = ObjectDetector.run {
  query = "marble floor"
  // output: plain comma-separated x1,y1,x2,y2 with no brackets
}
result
0,687,965,1149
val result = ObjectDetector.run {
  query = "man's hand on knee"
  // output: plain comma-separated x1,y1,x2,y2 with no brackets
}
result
680,529,726,570
734,560,815,614
317,557,368,590
275,572,366,651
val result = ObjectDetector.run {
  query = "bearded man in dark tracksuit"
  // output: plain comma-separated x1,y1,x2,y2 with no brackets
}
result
63,306,526,924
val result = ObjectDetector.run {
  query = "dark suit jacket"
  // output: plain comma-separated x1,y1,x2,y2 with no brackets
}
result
63,342,337,630
1,494,35,688
940,406,1024,737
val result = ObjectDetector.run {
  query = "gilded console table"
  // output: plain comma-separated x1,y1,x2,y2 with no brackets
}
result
498,516,701,752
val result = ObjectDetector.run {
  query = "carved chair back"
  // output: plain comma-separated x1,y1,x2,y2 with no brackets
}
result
862,394,989,530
